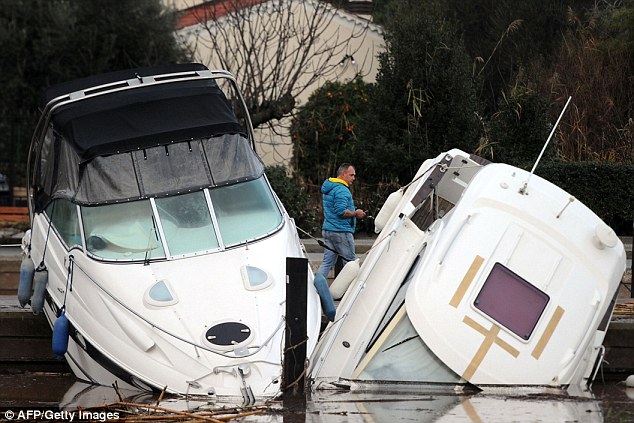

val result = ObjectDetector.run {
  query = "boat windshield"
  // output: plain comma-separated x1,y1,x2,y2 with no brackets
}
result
46,176,283,261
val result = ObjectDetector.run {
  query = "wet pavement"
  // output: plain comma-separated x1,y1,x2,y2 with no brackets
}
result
0,370,633,422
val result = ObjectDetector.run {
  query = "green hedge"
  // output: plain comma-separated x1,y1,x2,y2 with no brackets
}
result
268,161,633,237
265,165,321,236
352,161,634,236
536,161,633,234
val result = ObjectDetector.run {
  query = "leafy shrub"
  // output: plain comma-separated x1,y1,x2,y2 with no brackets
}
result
485,87,552,166
265,165,320,236
291,78,373,185
355,0,481,184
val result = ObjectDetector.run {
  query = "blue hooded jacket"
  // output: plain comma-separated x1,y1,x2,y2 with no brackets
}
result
321,177,356,233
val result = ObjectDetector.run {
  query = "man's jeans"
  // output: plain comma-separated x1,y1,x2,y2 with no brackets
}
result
316,230,355,279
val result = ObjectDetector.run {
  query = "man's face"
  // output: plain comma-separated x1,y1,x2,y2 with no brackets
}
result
340,166,356,185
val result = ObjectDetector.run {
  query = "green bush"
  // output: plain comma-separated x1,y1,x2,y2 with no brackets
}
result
355,0,480,184
536,161,634,234
265,165,320,236
486,88,552,166
291,78,373,185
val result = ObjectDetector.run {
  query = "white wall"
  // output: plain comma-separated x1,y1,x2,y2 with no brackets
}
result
170,0,384,167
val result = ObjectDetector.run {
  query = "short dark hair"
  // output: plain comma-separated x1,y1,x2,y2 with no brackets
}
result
337,163,352,176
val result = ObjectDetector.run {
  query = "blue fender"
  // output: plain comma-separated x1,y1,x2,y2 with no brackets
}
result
17,256,35,308
31,267,48,315
52,309,70,359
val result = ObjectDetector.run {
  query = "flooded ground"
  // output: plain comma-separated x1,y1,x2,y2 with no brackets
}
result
0,370,633,422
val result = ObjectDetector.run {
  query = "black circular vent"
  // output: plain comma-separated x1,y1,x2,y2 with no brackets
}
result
205,322,251,347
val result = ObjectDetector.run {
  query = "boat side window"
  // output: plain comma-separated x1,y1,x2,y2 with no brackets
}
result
81,200,166,261
209,176,282,246
155,191,220,256
45,199,81,248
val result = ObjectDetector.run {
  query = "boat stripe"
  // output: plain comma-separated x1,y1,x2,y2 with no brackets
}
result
450,255,484,308
352,304,407,379
495,335,520,358
462,316,520,380
532,306,565,359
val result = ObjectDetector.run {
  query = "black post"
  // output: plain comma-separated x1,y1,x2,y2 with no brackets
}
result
334,255,344,277
283,257,308,396
631,211,633,298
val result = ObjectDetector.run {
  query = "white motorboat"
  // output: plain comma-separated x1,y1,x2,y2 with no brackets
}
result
310,148,626,391
19,64,323,402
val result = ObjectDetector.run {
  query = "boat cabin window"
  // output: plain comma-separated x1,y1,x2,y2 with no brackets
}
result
474,263,549,340
81,200,166,261
155,191,219,256
45,199,82,249
77,175,282,261
209,177,282,246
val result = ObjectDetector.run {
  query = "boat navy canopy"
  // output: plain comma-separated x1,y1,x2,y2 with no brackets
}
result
33,64,263,211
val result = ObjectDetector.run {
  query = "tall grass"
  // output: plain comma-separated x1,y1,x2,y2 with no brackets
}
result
545,6,633,163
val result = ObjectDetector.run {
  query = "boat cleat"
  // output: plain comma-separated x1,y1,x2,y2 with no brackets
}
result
239,367,255,405
237,363,251,377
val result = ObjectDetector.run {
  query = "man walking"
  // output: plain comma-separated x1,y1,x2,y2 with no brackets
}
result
316,163,366,280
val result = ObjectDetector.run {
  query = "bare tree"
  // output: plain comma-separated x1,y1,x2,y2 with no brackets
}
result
176,0,376,130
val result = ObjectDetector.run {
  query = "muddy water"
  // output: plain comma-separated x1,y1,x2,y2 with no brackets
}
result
1,370,633,422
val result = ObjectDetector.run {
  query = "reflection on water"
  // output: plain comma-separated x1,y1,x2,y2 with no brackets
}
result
1,372,633,422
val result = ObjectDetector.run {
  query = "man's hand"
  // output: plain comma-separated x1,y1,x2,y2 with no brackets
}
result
354,209,366,219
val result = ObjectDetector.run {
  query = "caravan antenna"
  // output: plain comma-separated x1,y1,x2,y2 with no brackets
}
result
519,96,572,195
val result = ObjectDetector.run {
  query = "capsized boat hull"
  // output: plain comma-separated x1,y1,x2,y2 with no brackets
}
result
310,149,626,390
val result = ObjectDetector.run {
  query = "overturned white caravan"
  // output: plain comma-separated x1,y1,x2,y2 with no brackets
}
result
310,148,626,391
